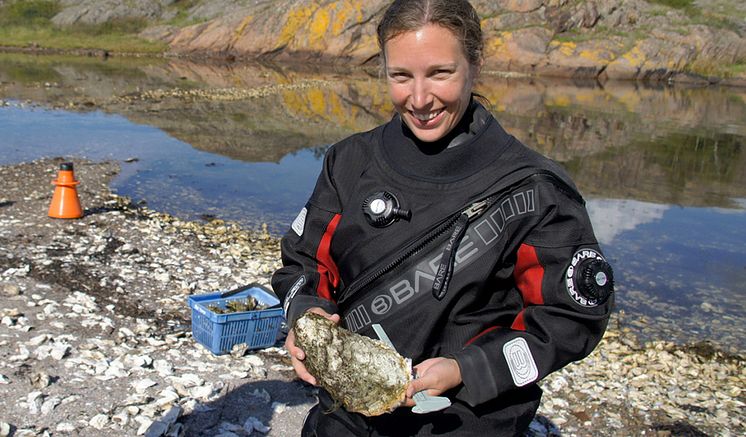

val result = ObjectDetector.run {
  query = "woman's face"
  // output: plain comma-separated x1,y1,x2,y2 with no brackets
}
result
384,23,477,143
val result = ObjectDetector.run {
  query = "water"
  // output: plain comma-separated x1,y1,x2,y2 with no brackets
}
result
1,54,744,351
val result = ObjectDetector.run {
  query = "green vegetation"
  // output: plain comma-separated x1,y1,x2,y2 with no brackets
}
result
0,0,166,54
166,0,208,27
554,26,643,44
645,0,694,9
689,60,746,79
0,0,60,27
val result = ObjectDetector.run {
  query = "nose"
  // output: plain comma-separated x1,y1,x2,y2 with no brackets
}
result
411,77,432,109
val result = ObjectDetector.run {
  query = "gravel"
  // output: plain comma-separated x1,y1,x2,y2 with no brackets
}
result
0,158,743,436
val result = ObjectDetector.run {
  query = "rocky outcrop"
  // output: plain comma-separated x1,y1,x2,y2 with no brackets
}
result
42,0,746,82
51,0,178,26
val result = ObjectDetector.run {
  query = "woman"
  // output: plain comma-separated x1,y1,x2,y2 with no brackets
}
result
272,0,614,435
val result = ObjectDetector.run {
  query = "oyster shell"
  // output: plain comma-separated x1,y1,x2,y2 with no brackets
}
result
294,312,411,416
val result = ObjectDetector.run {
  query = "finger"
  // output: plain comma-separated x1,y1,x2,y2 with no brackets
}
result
284,331,305,360
406,378,424,399
306,308,341,324
291,357,317,385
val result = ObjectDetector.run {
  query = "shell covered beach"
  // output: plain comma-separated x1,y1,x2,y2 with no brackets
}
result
0,158,743,437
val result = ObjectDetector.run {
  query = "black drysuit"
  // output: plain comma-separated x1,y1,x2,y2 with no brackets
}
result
272,103,614,436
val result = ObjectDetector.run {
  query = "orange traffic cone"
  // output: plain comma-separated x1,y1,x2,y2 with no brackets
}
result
48,162,83,219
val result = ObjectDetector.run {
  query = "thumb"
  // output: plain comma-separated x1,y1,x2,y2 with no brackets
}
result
407,376,426,398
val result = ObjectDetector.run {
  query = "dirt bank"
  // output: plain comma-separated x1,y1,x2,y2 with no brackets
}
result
0,158,743,436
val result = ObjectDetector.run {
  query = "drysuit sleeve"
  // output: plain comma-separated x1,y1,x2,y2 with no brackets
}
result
451,185,614,406
271,147,343,327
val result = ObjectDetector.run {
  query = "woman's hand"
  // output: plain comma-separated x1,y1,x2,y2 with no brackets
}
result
403,357,462,407
285,307,340,386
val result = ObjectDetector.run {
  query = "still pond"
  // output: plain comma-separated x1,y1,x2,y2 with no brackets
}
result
1,54,744,352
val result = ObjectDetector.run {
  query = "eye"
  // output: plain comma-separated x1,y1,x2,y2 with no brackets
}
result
432,69,453,79
388,71,410,82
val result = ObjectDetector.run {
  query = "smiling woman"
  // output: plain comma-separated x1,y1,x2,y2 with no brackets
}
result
272,1,614,437
384,24,477,143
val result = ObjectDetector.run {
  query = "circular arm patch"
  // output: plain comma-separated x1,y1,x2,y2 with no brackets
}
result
565,249,614,307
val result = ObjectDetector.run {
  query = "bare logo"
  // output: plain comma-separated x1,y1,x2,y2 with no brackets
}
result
344,188,538,332
283,275,306,317
503,337,538,387
292,207,307,236
565,249,605,307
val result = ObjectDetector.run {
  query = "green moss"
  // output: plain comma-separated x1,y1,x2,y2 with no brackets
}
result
645,0,695,9
74,17,150,35
166,0,210,27
0,1,165,53
689,60,746,78
0,26,167,53
0,0,60,27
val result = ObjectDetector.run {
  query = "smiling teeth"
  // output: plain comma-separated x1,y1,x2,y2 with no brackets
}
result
412,110,442,121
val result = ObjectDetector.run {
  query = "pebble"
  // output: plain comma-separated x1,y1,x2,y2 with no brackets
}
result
0,159,743,436
1,284,21,296
244,416,271,433
133,378,158,393
55,423,76,432
89,414,109,430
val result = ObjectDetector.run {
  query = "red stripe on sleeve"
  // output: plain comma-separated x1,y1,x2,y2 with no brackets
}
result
514,243,545,306
511,310,526,331
315,214,342,301
466,326,500,346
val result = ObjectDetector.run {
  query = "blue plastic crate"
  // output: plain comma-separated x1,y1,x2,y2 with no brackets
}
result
187,286,284,355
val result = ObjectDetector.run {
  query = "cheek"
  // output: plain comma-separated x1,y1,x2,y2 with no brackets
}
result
388,84,408,108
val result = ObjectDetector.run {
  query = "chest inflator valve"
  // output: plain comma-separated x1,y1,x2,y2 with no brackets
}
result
362,191,411,228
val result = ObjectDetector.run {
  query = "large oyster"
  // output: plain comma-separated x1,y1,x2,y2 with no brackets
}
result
294,312,411,416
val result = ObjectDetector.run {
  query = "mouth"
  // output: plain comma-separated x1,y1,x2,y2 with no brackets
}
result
408,108,445,127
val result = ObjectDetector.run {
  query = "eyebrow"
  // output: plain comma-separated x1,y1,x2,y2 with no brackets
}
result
386,63,459,72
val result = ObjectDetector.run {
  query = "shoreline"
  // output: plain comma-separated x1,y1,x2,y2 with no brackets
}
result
0,158,744,436
1,45,745,89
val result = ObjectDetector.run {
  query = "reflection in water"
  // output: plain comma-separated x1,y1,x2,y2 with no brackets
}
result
586,199,668,245
1,54,745,351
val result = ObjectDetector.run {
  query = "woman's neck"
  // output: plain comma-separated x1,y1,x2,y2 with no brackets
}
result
401,100,487,153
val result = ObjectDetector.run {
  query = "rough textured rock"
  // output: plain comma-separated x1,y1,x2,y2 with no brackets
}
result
44,0,746,81
294,313,411,416
52,0,178,26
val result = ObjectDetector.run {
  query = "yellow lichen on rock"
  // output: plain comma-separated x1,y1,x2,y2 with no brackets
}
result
622,43,646,69
280,3,316,48
233,15,254,41
309,6,330,45
555,41,578,57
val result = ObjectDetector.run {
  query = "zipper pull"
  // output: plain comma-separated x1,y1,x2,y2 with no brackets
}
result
463,199,490,219
432,213,469,300
432,197,496,301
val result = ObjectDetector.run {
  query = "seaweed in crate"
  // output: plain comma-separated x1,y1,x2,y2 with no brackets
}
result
208,296,267,314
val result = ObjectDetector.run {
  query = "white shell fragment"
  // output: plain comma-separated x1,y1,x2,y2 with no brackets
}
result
0,158,743,436
89,413,110,430
244,416,270,434
133,378,158,393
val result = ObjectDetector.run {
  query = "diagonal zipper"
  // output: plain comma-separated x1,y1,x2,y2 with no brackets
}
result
338,170,581,305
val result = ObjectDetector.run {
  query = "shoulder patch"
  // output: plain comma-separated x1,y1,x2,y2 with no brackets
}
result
504,337,538,387
291,207,307,236
565,248,614,307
